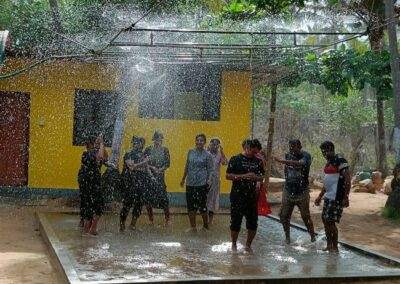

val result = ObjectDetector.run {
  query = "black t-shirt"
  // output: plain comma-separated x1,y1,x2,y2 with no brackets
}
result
284,151,312,196
122,149,147,180
79,149,101,179
226,154,265,194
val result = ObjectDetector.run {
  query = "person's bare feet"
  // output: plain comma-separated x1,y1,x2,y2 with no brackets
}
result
330,247,339,253
244,246,254,254
231,243,238,253
311,234,316,243
185,227,197,233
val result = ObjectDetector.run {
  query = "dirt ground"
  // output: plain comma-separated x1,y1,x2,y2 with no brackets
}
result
0,191,400,284
270,190,400,259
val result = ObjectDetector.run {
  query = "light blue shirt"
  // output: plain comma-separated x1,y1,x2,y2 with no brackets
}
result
185,149,214,186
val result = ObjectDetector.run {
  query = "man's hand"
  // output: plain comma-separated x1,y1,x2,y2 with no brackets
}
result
243,172,257,180
342,196,349,208
314,196,322,206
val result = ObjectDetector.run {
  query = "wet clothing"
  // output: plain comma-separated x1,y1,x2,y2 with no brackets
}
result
144,145,170,210
322,155,349,202
227,154,265,232
255,153,271,216
120,149,147,221
78,149,104,220
185,149,214,187
207,151,225,213
284,151,312,196
280,151,312,224
280,190,311,224
321,155,349,223
322,198,343,223
186,185,209,213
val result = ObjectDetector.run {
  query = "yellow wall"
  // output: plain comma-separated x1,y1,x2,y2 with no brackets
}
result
0,59,251,193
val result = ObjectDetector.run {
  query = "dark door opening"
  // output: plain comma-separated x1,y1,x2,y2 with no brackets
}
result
0,91,30,186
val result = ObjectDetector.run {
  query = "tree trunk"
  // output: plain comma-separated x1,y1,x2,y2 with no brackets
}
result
376,97,388,175
349,135,364,174
369,25,388,176
48,0,63,34
385,0,400,164
265,84,277,189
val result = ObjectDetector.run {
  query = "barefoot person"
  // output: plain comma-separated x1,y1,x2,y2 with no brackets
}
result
78,134,107,235
207,138,228,225
226,139,265,252
144,131,171,226
180,134,214,231
315,141,351,253
119,136,148,232
274,139,316,244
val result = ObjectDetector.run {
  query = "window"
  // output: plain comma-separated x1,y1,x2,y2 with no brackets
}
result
138,65,221,121
73,89,118,147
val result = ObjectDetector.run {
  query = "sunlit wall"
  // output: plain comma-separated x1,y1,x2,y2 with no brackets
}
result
0,59,251,193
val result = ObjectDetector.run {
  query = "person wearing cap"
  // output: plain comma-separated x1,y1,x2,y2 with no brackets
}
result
144,131,171,226
78,134,108,235
119,136,149,232
274,139,316,244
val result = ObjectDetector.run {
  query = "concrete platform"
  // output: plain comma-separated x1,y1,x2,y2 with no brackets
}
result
38,212,400,284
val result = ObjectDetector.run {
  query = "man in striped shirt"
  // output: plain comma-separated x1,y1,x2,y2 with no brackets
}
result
315,141,351,253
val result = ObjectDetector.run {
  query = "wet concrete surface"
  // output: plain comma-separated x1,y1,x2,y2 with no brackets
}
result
43,213,400,283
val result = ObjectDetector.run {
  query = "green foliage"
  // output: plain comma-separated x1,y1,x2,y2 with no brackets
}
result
0,0,52,54
382,206,400,222
281,47,393,100
221,0,306,18
222,0,257,19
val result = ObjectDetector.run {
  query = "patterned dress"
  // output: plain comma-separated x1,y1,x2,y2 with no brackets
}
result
207,151,223,213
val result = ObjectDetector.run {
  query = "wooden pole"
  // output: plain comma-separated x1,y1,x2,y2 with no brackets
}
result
265,83,277,189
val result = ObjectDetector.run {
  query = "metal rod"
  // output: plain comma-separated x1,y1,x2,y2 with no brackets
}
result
109,41,328,50
128,27,364,36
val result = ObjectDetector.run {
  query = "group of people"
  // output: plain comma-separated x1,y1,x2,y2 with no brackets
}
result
77,131,351,254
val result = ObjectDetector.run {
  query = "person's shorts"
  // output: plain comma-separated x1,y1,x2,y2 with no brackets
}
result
322,198,343,223
186,185,209,213
279,190,311,223
230,191,258,232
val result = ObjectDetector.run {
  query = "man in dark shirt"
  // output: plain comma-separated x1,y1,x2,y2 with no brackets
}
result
315,141,351,253
274,139,316,244
226,139,265,253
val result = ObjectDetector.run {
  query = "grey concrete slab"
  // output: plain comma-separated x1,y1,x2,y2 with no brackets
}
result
38,212,400,284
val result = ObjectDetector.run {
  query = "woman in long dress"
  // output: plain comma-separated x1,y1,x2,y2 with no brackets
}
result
206,138,228,225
